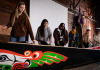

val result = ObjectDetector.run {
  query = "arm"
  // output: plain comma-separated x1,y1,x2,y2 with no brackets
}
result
25,17,35,43
53,28,59,42
2,13,13,30
6,13,13,28
65,30,69,44
35,27,41,44
94,35,98,42
48,27,52,43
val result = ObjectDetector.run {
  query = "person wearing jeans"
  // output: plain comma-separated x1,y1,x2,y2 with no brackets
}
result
2,1,35,43
10,35,25,42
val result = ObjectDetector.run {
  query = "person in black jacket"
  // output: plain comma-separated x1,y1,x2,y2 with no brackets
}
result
53,23,68,46
68,25,79,47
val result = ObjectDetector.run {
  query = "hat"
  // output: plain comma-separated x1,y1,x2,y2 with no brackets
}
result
60,23,65,27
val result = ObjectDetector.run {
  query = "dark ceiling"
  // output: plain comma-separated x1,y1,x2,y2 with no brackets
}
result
92,0,100,27
92,0,100,6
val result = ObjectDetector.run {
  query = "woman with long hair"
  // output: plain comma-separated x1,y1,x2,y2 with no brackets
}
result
2,1,35,43
35,19,52,45
53,23,68,46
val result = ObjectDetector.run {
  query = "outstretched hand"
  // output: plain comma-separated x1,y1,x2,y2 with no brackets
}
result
38,41,41,45
2,26,7,30
32,40,35,44
50,39,52,43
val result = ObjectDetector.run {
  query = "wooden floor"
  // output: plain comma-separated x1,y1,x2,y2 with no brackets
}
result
62,62,100,70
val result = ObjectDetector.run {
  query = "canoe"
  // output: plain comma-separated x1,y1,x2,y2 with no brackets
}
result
0,42,100,70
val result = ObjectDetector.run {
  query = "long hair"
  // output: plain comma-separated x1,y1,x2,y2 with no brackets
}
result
10,1,30,26
39,19,48,37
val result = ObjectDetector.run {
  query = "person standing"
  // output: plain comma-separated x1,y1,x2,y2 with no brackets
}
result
83,29,90,48
68,25,79,47
35,19,52,45
94,30,100,46
2,1,35,43
53,23,68,46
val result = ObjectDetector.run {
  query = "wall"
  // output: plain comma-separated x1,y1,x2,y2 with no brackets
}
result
29,0,68,46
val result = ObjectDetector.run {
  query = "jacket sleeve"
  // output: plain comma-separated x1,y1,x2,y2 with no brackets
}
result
53,28,59,42
25,17,34,40
48,27,52,39
65,30,68,43
6,13,13,28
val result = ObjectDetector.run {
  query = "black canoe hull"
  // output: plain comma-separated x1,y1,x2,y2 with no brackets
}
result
0,42,100,70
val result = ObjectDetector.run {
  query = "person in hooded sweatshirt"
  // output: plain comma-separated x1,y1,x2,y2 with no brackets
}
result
53,23,68,46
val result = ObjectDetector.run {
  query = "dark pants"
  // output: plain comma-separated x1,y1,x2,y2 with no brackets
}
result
40,41,48,45
68,41,77,47
55,41,64,46
83,42,89,48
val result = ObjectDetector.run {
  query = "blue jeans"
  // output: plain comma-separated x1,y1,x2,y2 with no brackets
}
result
10,35,25,42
